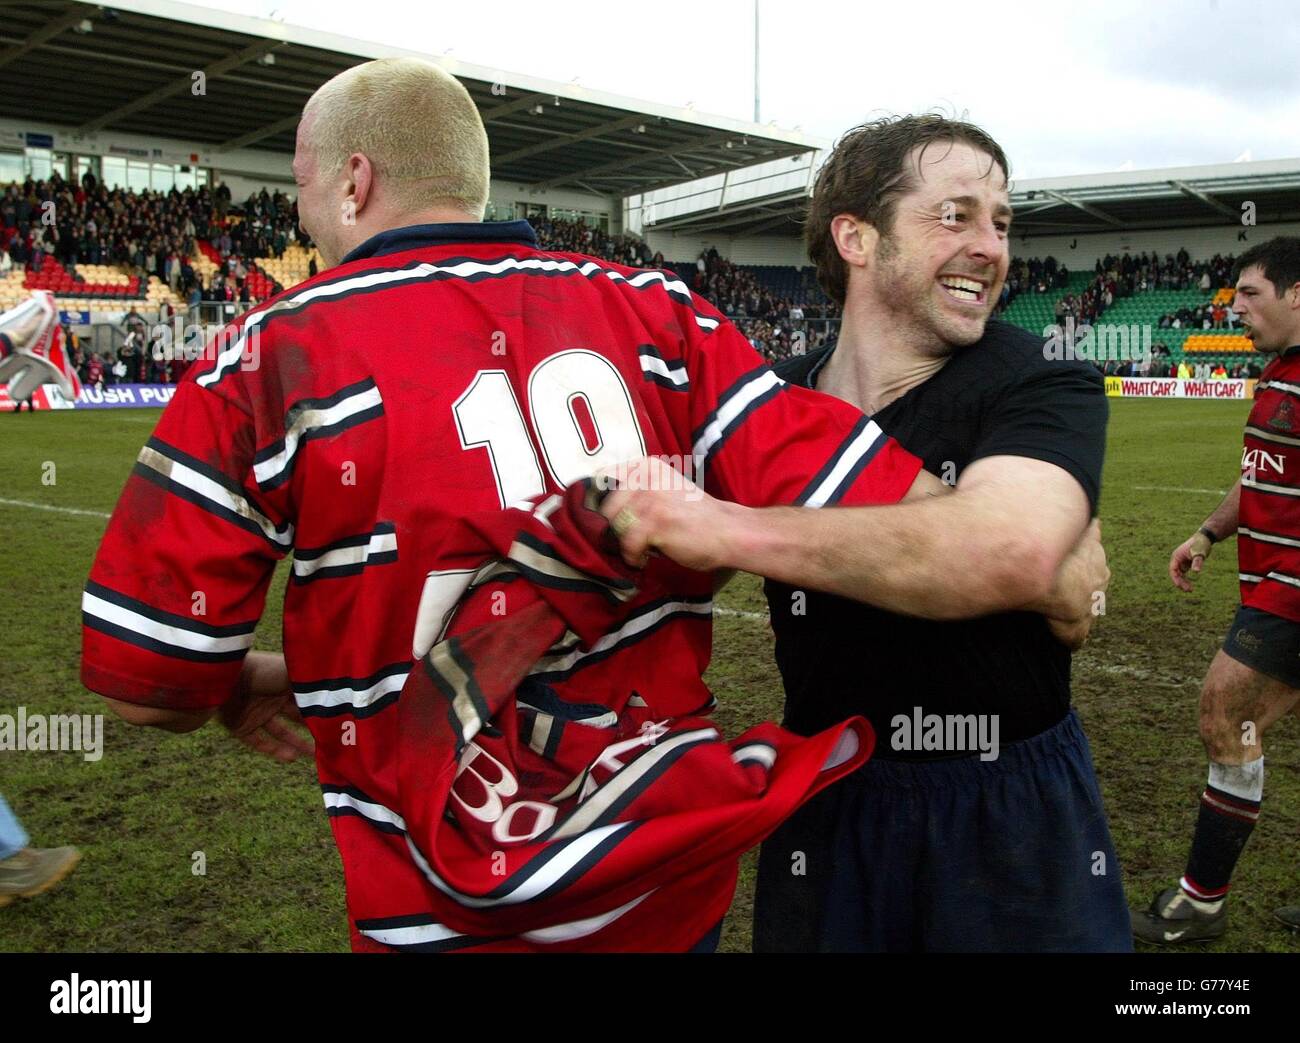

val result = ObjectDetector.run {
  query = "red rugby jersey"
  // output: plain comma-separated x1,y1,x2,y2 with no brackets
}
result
81,220,920,950
1239,347,1300,621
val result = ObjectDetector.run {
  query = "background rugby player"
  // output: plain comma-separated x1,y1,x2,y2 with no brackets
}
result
1135,236,1300,943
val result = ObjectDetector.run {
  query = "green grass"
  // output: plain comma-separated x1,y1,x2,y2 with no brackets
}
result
0,401,1296,952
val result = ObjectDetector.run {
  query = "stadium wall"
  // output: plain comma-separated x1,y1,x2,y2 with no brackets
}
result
1013,221,1300,269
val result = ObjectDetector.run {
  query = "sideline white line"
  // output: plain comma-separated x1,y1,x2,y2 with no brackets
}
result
714,607,769,621
1134,484,1228,496
0,497,110,519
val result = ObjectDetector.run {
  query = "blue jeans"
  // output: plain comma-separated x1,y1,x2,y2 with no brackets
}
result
0,794,30,860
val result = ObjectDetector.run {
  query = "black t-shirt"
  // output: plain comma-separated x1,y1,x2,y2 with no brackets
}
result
765,319,1107,755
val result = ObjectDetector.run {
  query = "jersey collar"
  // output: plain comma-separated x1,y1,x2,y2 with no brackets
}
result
341,220,538,264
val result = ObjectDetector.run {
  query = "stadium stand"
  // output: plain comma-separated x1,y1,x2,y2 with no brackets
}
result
2,172,1270,380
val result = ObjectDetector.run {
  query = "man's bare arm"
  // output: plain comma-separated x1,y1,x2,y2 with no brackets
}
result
1169,478,1241,592
604,455,1090,620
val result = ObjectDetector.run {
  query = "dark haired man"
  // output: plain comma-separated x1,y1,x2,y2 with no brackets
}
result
602,115,1129,951
1137,237,1300,943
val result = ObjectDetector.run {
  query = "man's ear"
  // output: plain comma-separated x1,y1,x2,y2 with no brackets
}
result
830,214,878,273
345,152,374,216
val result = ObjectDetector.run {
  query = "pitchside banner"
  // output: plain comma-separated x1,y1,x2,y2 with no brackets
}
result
1104,377,1257,400
0,383,177,410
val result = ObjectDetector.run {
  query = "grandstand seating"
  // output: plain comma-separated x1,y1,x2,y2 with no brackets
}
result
254,243,321,294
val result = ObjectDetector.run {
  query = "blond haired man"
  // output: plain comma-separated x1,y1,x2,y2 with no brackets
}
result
81,59,949,951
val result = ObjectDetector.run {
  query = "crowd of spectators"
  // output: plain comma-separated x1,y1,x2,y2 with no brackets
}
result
1157,301,1238,330
2,172,301,304
527,215,664,270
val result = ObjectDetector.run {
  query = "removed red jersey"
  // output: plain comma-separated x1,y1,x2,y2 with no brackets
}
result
387,479,870,951
81,220,920,950
1239,348,1300,621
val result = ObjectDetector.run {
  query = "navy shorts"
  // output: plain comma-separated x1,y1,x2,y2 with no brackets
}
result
752,710,1132,952
1222,604,1300,689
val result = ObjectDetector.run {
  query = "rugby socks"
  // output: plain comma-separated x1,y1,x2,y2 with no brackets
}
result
1180,758,1263,909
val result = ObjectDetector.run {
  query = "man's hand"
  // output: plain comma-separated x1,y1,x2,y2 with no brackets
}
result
1169,529,1215,592
599,457,741,572
218,651,314,762
1031,519,1108,649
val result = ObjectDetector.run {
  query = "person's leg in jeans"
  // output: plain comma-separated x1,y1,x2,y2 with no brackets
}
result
0,794,30,861
0,793,80,906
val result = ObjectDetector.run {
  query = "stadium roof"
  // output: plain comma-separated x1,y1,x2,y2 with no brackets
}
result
647,153,1300,239
1008,158,1300,236
0,0,821,195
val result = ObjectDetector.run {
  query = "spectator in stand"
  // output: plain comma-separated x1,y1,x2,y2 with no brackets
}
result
1211,362,1228,380
1178,359,1192,379
84,352,103,389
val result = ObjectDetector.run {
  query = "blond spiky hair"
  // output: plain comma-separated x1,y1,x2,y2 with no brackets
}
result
304,57,489,217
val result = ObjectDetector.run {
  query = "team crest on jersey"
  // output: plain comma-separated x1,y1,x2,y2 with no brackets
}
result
1268,396,1296,432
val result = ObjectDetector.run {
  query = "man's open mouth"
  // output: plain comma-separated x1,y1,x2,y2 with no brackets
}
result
939,275,987,305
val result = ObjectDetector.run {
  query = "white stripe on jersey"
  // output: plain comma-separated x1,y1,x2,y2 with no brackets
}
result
801,419,886,508
1238,526,1300,549
732,743,778,770
1242,474,1300,497
405,822,635,909
518,890,655,943
1258,379,1300,396
323,790,408,833
692,369,784,463
1244,425,1300,448
137,443,294,548
1239,572,1264,583
639,352,689,387
528,599,713,678
358,921,463,948
199,258,715,388
293,527,398,579
254,384,384,488
81,590,255,656
357,890,654,948
1265,570,1300,589
548,728,720,840
295,670,407,714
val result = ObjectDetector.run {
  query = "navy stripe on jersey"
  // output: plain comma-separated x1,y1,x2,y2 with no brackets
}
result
254,377,385,491
294,661,410,719
322,783,407,835
423,636,492,752
323,777,639,913
795,415,888,507
511,530,636,602
292,522,398,584
406,818,641,909
81,579,256,663
691,365,786,467
197,256,718,390
637,344,689,391
528,595,713,684
542,728,718,842
133,436,293,551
